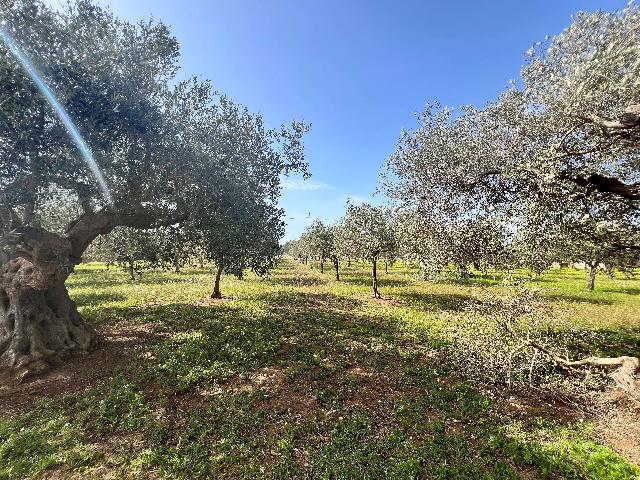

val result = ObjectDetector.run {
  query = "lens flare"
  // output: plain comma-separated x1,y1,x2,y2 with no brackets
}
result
0,25,113,204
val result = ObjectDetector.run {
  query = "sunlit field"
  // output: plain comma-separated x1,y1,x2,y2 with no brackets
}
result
1,261,638,479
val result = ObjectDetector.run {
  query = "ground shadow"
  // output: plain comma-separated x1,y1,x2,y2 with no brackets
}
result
544,293,615,305
70,290,126,306
338,275,411,288
395,291,477,312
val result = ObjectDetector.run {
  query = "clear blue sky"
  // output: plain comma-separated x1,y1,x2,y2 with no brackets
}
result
49,0,625,240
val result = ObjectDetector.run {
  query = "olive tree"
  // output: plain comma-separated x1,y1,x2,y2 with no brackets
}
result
338,203,396,298
301,220,342,280
385,4,640,289
395,209,508,280
0,0,307,375
383,3,640,391
303,220,332,274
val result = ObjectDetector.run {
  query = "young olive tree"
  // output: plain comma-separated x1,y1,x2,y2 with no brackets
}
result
195,200,284,299
301,220,342,280
328,224,342,281
186,96,304,299
303,220,333,274
339,203,396,298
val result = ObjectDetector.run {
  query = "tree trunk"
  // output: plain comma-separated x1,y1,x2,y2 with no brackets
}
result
334,259,339,281
605,264,614,278
0,228,97,377
458,263,469,279
211,263,223,299
347,258,351,267
173,253,180,273
1,207,186,376
525,339,640,399
128,260,135,281
587,260,597,290
384,261,388,274
372,258,380,298
320,259,324,273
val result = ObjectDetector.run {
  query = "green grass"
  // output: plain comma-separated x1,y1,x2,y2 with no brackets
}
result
1,261,639,479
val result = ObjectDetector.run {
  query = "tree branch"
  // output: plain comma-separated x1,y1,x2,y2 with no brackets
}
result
65,206,187,262
558,171,640,200
525,339,640,398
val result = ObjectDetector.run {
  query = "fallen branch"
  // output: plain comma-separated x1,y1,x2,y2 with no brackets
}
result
525,340,640,399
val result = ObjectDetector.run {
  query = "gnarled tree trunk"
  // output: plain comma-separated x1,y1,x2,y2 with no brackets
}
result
0,227,97,378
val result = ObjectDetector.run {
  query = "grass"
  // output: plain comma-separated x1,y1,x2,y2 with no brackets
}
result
1,260,639,479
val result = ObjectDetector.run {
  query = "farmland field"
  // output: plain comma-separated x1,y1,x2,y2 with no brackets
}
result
1,261,639,479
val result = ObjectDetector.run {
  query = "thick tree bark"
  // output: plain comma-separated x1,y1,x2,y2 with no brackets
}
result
0,227,97,377
211,263,223,299
372,258,380,298
587,260,597,291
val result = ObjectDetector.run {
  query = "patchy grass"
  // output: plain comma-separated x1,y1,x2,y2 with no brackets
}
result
1,260,639,479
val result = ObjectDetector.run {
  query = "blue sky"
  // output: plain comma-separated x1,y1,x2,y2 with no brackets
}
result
49,0,625,239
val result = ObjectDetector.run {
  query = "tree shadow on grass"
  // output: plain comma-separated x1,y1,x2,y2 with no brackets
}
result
587,328,640,358
263,275,329,287
70,290,127,307
7,285,639,479
544,293,615,305
78,290,433,394
83,293,638,477
601,287,640,296
69,270,211,288
338,275,411,288
394,291,477,312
